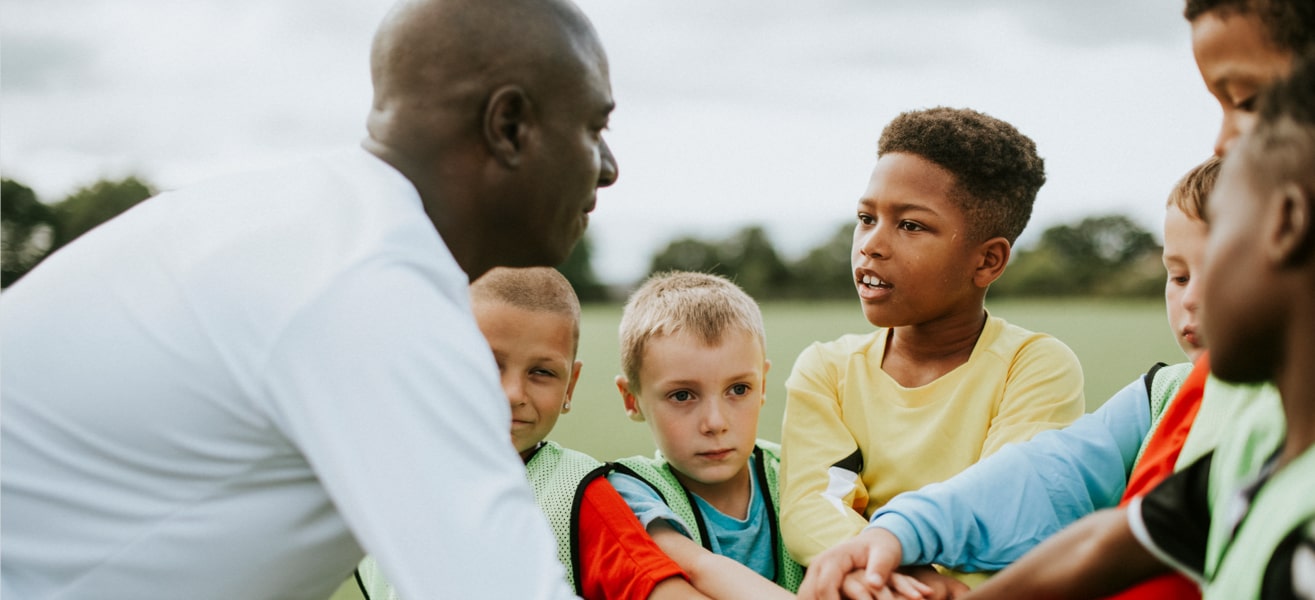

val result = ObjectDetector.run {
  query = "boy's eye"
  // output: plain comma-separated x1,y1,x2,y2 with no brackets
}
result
857,213,875,226
1236,96,1257,112
530,368,558,378
898,220,924,232
1168,274,1189,286
669,390,694,402
729,383,750,396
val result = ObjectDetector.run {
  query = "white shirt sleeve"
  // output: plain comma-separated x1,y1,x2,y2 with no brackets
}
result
261,261,578,600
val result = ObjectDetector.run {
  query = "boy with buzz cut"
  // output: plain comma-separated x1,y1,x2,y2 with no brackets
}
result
607,271,931,600
779,106,1085,579
962,51,1315,600
358,267,704,600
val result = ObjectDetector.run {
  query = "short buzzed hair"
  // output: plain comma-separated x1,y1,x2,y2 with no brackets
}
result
470,267,581,353
877,107,1045,244
1184,0,1315,54
618,271,765,394
1238,51,1315,194
1166,157,1223,223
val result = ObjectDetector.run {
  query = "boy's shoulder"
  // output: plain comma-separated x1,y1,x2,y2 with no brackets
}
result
976,315,1079,366
527,441,605,479
801,330,885,361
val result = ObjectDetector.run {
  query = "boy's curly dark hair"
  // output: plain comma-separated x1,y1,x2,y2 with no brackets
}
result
877,106,1044,244
1184,0,1315,53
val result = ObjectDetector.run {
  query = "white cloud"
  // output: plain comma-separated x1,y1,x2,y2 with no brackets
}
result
1,0,1219,284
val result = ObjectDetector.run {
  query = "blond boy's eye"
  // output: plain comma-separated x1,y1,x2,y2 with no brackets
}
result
730,384,750,395
670,390,693,402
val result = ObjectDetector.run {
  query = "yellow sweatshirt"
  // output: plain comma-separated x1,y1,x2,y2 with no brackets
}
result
779,316,1084,565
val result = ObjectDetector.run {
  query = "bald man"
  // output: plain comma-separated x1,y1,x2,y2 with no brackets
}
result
0,1,616,599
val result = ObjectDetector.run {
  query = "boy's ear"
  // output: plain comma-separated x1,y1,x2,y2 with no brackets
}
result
483,85,535,169
1269,182,1314,265
973,237,1012,288
616,375,645,422
760,359,772,407
562,360,583,414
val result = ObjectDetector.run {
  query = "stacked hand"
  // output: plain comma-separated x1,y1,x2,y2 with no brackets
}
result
797,528,970,600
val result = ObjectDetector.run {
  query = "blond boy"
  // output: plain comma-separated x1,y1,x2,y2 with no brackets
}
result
606,272,934,600
360,268,700,600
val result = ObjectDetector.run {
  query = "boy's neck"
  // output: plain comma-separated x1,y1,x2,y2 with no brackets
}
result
675,462,753,520
1278,307,1315,468
882,308,988,388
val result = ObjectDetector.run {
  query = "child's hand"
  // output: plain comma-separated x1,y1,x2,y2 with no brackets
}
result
832,569,933,600
897,566,970,600
797,527,906,600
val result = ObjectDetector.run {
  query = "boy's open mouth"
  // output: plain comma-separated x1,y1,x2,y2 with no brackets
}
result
860,274,891,289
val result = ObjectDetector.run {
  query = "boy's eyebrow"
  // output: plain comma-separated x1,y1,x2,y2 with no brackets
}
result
856,198,940,215
487,349,570,365
656,371,761,388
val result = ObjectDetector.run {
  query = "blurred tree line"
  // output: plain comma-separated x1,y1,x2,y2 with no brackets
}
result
2,177,156,288
641,215,1164,301
2,175,1165,300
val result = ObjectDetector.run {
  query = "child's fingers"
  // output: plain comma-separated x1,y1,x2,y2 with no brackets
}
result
886,573,932,600
797,559,851,600
839,570,881,600
862,528,904,589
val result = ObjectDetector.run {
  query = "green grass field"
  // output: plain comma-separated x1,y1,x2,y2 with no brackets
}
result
329,297,1182,600
552,297,1184,460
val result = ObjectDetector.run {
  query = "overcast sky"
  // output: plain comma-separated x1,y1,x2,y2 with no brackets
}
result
2,0,1220,284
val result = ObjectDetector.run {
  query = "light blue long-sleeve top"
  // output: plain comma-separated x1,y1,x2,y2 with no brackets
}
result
867,375,1151,572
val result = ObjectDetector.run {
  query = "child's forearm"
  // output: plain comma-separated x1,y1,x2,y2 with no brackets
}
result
963,509,1170,599
648,575,713,600
649,522,793,600
870,378,1150,571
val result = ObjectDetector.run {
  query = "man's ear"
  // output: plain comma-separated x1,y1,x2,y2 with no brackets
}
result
1270,182,1314,265
616,375,644,422
973,237,1012,288
483,85,533,168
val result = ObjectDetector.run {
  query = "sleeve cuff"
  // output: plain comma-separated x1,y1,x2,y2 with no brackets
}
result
867,513,923,566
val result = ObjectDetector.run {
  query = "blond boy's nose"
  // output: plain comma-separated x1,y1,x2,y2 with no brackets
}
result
503,377,527,406
701,402,729,434
1182,278,1203,312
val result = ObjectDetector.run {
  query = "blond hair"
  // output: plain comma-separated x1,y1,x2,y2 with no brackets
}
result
618,271,765,393
1166,156,1223,223
470,267,581,354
